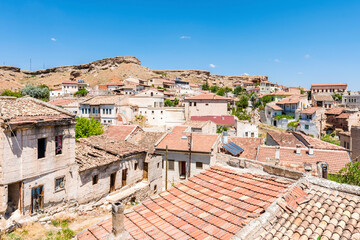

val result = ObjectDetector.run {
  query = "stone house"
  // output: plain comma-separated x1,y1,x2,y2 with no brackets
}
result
183,93,231,120
75,134,163,204
155,126,220,187
311,83,347,94
342,91,360,108
236,120,258,137
0,96,78,216
298,107,326,137
332,111,360,132
190,116,236,130
183,120,217,134
79,95,125,125
312,94,335,108
62,80,89,97
339,125,360,161
325,107,345,126
260,81,277,94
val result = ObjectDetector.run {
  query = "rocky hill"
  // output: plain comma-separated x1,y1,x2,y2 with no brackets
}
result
0,56,267,91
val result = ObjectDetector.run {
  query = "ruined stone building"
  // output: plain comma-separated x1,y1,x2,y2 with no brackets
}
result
0,96,78,215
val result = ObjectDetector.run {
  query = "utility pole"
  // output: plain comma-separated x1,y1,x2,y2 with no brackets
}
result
165,145,168,190
188,133,192,178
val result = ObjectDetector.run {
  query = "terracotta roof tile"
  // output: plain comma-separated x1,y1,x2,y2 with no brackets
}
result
49,98,76,106
311,83,347,88
336,113,352,119
156,126,219,153
190,116,235,125
105,125,140,141
313,94,334,102
292,132,346,150
267,132,305,148
301,107,322,114
185,93,231,101
228,137,264,160
256,145,350,173
276,95,304,104
326,108,344,115
82,95,123,105
76,166,293,240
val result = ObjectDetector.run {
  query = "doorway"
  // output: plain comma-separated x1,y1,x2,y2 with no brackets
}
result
122,169,127,187
143,163,148,180
31,185,44,213
110,172,116,193
7,182,22,215
179,161,186,179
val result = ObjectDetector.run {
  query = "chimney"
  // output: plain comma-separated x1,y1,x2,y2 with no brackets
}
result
222,131,228,144
296,144,301,155
316,162,328,179
308,145,314,155
108,202,129,240
275,146,280,160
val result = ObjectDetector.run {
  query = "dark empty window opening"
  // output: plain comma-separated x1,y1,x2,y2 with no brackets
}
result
194,102,197,106
55,135,63,155
55,177,65,191
92,175,99,185
134,162,138,170
153,184,158,194
38,138,46,159
10,130,17,137
196,162,203,169
168,160,175,170
157,162,160,168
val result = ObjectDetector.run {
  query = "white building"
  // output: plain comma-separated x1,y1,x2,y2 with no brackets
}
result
62,80,89,97
343,92,360,108
236,120,259,137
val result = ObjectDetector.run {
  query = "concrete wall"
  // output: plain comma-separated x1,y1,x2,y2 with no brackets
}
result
139,107,185,127
236,121,259,137
184,100,228,120
147,154,163,194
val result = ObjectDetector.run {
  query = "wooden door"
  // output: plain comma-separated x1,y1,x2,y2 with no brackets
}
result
31,185,44,213
110,172,116,193
143,163,148,180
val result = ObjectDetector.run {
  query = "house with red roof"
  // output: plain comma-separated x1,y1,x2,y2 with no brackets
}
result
184,93,231,120
190,115,235,127
61,79,89,97
155,126,220,187
298,107,326,137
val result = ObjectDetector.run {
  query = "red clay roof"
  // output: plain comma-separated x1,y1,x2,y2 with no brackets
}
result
269,104,283,111
190,116,235,125
62,80,88,85
185,93,230,101
276,95,303,104
336,113,352,119
301,107,322,114
267,132,305,148
228,137,264,160
156,126,219,153
105,125,140,141
256,145,350,173
326,107,344,115
76,166,293,240
311,83,347,88
49,98,75,106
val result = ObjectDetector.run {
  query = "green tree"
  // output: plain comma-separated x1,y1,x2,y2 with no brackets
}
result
216,126,229,133
233,86,244,96
21,85,50,100
224,87,232,93
1,89,23,98
329,161,360,186
210,85,219,93
202,81,210,90
75,117,104,139
74,88,89,97
332,93,343,102
216,88,225,96
236,94,249,109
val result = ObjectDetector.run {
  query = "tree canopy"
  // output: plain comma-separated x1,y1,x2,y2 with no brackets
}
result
21,84,50,100
75,117,104,139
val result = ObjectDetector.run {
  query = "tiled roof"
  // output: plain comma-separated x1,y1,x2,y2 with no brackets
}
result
259,183,360,240
313,94,334,102
156,126,219,153
62,80,88,85
0,96,74,124
311,83,347,88
301,107,322,114
326,107,344,115
277,95,303,104
82,95,123,105
267,132,305,148
228,137,264,160
190,116,235,125
127,131,165,153
76,166,293,240
49,98,76,106
336,113,352,119
269,104,283,111
185,93,230,101
105,125,140,141
183,120,209,128
256,145,350,173
292,132,346,151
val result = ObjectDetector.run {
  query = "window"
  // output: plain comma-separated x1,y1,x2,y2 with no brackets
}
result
55,177,65,191
194,102,197,106
103,109,105,114
245,132,248,137
134,162,138,170
38,138,46,159
109,109,112,115
92,175,99,185
152,111,154,114
151,92,153,96
55,135,63,155
168,160,175,170
82,108,84,114
157,162,160,168
153,184,157,194
251,132,255,137
305,125,309,130
93,108,95,114
189,102,192,106
205,103,209,106
106,109,109,114
10,130,17,137
196,162,203,169
161,111,163,114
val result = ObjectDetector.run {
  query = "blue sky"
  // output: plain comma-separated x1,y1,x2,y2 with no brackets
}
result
1,0,359,90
